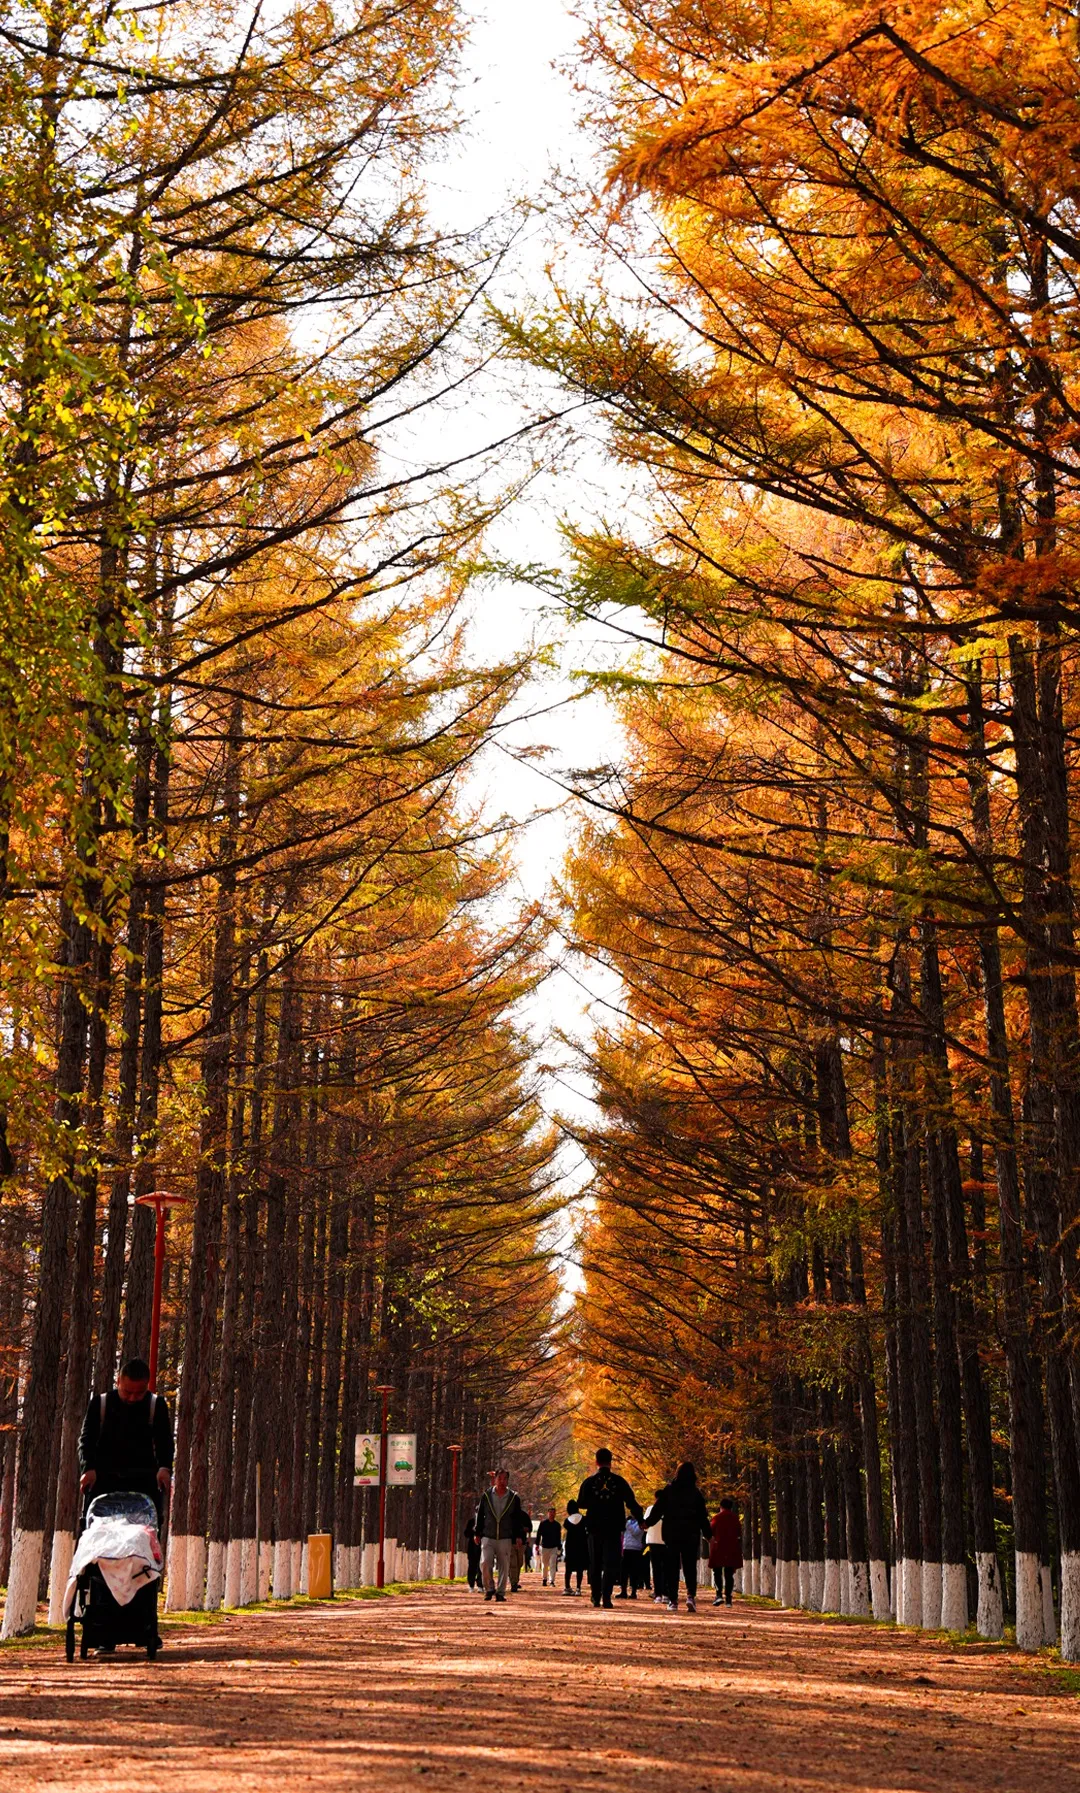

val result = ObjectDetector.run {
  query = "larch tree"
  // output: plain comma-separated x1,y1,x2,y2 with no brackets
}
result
516,0,1080,1658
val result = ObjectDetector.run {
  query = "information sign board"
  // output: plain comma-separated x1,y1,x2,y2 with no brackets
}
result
354,1433,380,1486
387,1433,417,1486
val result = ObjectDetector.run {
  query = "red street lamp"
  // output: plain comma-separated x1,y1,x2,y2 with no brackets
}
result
374,1384,394,1588
134,1190,192,1390
447,1444,463,1580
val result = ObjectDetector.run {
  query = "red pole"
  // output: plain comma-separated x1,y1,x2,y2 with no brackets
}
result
376,1386,391,1588
148,1202,167,1391
448,1445,461,1579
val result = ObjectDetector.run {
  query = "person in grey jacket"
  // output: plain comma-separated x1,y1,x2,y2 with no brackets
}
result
471,1468,526,1602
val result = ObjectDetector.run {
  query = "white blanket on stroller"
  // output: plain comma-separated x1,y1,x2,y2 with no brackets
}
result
63,1518,163,1617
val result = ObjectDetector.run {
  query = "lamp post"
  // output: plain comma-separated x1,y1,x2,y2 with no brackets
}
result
133,1190,192,1390
447,1444,462,1580
375,1384,394,1588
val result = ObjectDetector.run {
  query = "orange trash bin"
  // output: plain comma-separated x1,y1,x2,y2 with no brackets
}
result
307,1533,333,1599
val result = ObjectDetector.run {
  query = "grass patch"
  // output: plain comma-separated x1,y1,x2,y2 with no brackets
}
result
1028,1654,1080,1698
0,1624,64,1653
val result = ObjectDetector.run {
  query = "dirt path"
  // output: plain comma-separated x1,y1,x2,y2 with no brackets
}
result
1,1583,1077,1791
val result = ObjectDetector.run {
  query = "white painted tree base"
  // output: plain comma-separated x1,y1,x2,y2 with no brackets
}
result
940,1562,967,1632
797,1559,810,1607
363,1541,377,1586
849,1559,871,1617
185,1535,207,1610
205,1541,225,1611
822,1558,841,1612
869,1558,890,1619
921,1560,942,1629
808,1558,825,1611
1015,1552,1043,1651
239,1536,258,1605
259,1540,272,1600
1060,1552,1080,1661
165,1534,189,1611
224,1536,244,1606
292,1539,304,1592
47,1529,75,1628
272,1538,293,1599
1040,1562,1056,1644
2,1530,44,1637
786,1558,800,1606
975,1550,1003,1639
758,1556,774,1598
897,1558,923,1626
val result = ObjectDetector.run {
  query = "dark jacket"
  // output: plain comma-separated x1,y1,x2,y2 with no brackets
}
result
576,1468,643,1537
563,1513,590,1568
79,1390,173,1482
653,1478,710,1546
472,1487,527,1542
537,1517,562,1549
710,1509,743,1570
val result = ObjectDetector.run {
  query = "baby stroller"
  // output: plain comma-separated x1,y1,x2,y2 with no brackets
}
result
64,1489,163,1661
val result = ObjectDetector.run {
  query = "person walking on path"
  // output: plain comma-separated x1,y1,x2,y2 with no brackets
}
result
709,1498,743,1605
472,1468,526,1602
537,1508,562,1586
562,1499,589,1594
510,1507,531,1591
576,1448,643,1608
616,1513,645,1598
652,1462,710,1613
78,1358,173,1523
644,1488,667,1604
464,1521,483,1592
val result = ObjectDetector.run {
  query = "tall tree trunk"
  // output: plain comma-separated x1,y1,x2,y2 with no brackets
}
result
2,902,92,1635
168,706,241,1610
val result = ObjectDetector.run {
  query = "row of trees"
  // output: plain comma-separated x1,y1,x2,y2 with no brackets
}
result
0,0,562,1633
539,0,1080,1657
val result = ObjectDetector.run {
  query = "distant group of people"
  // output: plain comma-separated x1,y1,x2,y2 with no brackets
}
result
467,1448,743,1613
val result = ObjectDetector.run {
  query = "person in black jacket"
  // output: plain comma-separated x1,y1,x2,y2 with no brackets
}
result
464,1519,483,1591
536,1508,562,1586
562,1499,589,1594
79,1359,173,1522
653,1461,710,1612
576,1448,643,1608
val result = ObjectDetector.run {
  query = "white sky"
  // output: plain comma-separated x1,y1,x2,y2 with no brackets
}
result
429,0,633,1276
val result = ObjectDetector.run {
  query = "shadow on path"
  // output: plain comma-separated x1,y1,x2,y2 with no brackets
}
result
1,1584,1076,1792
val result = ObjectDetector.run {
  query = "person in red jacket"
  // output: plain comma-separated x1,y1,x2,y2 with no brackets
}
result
709,1498,743,1606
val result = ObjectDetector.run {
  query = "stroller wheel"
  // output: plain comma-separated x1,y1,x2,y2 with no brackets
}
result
65,1619,75,1663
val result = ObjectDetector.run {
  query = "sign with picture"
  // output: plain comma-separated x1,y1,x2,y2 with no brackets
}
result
387,1433,417,1485
354,1433,380,1486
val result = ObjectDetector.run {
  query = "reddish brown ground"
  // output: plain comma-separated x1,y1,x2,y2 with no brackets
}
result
1,1582,1077,1791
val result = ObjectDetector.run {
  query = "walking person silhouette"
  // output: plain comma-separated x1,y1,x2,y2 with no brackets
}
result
576,1448,643,1608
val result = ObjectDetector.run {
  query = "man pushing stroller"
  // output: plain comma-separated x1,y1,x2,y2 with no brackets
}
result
79,1357,173,1521
67,1358,173,1658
